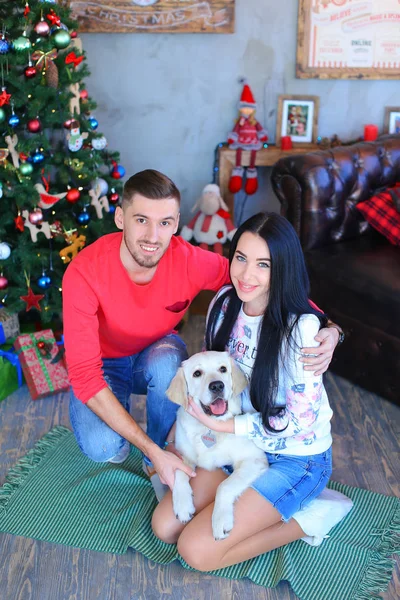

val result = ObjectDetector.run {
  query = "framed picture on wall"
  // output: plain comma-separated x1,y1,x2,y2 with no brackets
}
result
383,107,400,134
296,0,400,80
276,95,319,147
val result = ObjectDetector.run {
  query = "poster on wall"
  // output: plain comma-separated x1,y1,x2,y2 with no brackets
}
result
296,0,400,79
68,0,235,33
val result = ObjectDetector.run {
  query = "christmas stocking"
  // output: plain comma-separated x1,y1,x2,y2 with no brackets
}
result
245,168,258,195
229,166,244,194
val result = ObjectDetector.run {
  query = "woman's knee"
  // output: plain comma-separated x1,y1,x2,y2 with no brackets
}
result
177,527,216,572
152,503,182,545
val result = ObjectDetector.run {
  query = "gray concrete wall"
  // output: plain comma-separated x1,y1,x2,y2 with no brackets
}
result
81,0,399,224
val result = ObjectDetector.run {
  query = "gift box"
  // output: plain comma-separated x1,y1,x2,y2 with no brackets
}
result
0,343,24,402
0,309,20,344
14,330,69,400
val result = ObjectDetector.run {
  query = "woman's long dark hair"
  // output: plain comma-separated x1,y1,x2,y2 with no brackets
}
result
206,212,327,432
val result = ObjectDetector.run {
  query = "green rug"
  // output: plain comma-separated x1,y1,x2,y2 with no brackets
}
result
0,427,398,600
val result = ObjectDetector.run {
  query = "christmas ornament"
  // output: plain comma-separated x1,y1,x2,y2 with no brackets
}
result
13,34,31,52
70,31,77,39
29,208,43,225
59,231,86,263
32,150,45,164
20,286,44,312
227,79,268,195
5,134,19,169
35,181,67,210
0,88,11,106
65,51,84,69
34,18,50,37
108,205,116,214
0,275,8,290
63,119,73,129
88,116,98,130
77,208,90,224
27,118,41,133
79,89,88,100
24,60,37,79
92,135,107,150
109,189,119,203
0,37,10,54
49,220,63,238
0,243,11,260
22,209,51,241
47,9,61,26
20,162,33,175
37,273,51,289
0,182,2,198
66,188,80,203
91,177,108,196
23,2,30,17
32,49,58,73
89,184,109,218
52,29,71,49
111,162,126,179
180,184,236,255
67,119,89,152
14,212,25,232
67,158,84,171
8,113,19,128
0,108,5,122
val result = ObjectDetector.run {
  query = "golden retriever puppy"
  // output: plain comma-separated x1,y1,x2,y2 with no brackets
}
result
166,350,268,540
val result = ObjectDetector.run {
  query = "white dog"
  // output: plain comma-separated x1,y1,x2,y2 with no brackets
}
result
166,350,268,540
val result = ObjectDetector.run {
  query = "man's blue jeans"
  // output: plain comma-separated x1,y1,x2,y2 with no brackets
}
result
69,334,188,463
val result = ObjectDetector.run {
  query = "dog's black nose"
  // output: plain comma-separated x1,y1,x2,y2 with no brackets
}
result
209,380,224,393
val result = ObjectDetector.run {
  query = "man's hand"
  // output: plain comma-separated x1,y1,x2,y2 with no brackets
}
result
150,448,196,491
300,326,339,376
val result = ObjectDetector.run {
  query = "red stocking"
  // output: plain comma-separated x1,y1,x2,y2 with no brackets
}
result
229,148,244,193
245,150,258,195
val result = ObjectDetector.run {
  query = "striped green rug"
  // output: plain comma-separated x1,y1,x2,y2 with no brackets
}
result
0,426,398,600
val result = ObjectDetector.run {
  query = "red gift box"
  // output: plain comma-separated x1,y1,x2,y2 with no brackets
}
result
14,330,69,400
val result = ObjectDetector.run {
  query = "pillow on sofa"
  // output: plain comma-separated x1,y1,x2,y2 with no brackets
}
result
357,189,400,246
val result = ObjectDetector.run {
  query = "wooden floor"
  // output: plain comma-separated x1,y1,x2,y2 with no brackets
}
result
0,315,399,600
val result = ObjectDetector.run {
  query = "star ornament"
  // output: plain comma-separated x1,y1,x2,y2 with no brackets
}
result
20,287,45,312
0,89,11,107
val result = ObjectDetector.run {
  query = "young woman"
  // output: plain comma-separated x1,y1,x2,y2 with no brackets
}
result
152,212,336,572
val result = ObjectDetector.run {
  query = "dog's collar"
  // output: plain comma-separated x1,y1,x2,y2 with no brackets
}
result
201,429,217,448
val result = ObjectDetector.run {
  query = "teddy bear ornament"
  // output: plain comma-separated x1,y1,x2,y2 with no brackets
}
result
180,184,237,255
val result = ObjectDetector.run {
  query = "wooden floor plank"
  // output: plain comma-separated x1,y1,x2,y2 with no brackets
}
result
0,315,398,600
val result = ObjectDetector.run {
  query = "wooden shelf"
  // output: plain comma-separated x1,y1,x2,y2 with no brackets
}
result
217,144,320,217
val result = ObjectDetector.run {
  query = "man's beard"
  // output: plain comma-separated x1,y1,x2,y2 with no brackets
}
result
124,233,164,269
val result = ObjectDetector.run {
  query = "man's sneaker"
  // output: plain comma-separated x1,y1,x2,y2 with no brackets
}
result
107,441,130,464
142,459,169,502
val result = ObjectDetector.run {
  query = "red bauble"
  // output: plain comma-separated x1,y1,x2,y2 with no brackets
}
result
70,31,78,38
109,192,119,203
34,20,50,37
63,119,73,129
27,118,41,133
37,341,45,349
66,188,80,203
29,208,43,224
25,65,37,79
0,276,8,290
79,89,88,100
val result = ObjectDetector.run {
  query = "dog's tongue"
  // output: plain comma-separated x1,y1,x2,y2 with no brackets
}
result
209,398,227,415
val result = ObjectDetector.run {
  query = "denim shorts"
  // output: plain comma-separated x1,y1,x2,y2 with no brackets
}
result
223,447,332,522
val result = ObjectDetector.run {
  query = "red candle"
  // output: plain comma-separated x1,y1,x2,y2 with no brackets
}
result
281,135,293,150
364,124,378,141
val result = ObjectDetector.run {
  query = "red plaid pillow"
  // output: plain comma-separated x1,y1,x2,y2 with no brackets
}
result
357,189,400,246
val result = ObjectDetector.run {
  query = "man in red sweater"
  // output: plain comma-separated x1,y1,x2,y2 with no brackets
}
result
63,169,340,499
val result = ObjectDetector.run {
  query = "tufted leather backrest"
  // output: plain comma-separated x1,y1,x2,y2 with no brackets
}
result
271,135,400,250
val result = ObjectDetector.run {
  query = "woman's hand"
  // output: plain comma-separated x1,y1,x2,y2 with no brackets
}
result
300,326,339,376
187,398,234,433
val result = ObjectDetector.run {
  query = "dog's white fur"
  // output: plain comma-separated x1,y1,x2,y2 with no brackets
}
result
166,350,268,540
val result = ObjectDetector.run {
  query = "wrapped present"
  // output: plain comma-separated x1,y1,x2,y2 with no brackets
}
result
14,330,69,400
0,309,20,344
0,343,24,402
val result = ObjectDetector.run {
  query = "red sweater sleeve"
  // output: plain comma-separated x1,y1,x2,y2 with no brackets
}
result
62,263,107,403
183,242,230,291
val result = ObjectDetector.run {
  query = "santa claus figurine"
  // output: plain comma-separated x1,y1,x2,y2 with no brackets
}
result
180,183,236,255
228,79,268,195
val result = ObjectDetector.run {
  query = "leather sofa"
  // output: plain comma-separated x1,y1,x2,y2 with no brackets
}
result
271,135,400,404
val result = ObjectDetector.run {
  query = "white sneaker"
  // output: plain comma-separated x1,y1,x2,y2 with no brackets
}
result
292,488,354,546
107,441,130,464
142,459,169,502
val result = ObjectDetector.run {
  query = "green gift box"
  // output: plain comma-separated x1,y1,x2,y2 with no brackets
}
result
0,342,24,403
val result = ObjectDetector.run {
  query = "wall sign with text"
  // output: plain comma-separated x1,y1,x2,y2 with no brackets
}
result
68,0,235,33
297,0,400,79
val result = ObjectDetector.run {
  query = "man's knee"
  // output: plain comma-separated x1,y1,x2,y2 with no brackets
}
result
148,337,188,381
76,434,124,463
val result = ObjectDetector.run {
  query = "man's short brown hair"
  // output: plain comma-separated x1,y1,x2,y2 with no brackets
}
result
122,169,180,206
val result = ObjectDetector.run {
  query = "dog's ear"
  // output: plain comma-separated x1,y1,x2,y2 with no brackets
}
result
166,367,188,408
230,358,248,397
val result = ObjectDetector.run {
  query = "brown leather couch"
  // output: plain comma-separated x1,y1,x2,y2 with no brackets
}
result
271,135,400,404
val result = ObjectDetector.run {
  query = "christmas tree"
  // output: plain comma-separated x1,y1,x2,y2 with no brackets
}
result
0,0,124,323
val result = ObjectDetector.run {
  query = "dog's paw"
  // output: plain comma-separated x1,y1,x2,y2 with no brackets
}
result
212,504,234,540
173,490,195,524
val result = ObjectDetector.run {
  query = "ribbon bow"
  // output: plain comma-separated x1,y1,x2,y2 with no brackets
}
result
32,49,58,70
46,9,61,26
65,51,84,69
